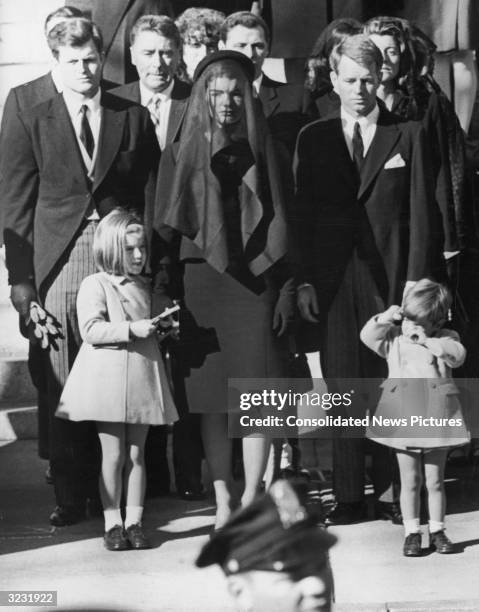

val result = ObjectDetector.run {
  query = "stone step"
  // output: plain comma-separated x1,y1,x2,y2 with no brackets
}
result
0,357,36,406
0,405,37,441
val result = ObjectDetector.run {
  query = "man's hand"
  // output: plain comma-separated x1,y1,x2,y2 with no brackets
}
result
273,289,294,337
10,282,37,319
297,285,319,323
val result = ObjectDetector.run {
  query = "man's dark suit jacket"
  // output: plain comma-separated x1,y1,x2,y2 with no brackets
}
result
69,0,174,83
2,89,160,295
110,77,190,264
0,73,58,245
293,106,444,317
1,73,56,115
259,74,312,158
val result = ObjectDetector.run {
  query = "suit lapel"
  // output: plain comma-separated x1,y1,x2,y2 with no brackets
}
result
259,76,280,117
358,115,401,200
114,81,141,104
166,86,189,145
45,95,90,190
93,97,126,191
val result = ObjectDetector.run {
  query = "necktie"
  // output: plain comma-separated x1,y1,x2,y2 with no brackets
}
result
352,121,364,170
79,104,94,159
148,94,163,148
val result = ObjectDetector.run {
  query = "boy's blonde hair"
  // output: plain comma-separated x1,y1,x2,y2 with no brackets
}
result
402,278,451,326
93,209,146,276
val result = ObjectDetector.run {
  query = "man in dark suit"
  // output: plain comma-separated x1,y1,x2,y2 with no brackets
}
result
68,0,174,83
219,11,311,158
2,18,159,526
111,15,203,501
294,35,443,525
0,5,85,476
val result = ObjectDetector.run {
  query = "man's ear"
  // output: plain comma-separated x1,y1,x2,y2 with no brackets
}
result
330,70,338,93
218,40,226,50
227,575,254,612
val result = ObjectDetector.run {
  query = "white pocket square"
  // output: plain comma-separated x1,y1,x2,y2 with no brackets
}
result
384,154,406,169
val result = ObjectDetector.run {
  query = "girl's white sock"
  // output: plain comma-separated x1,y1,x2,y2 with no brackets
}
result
125,506,143,528
104,509,123,532
403,518,421,535
429,520,445,534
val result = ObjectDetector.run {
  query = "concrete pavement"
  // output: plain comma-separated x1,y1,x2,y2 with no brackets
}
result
1,439,479,611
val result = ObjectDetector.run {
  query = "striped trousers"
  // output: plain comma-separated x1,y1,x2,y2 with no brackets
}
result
322,252,396,504
42,221,100,508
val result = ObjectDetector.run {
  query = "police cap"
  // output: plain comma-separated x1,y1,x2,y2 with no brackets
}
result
196,480,336,576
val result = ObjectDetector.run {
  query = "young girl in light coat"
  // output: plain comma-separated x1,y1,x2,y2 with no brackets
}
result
57,210,178,550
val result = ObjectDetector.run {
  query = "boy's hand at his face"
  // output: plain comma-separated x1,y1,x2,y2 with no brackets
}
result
377,305,402,325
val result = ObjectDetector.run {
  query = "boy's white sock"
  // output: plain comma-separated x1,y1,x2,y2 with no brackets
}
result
125,506,143,528
104,508,123,532
403,518,421,535
429,520,445,534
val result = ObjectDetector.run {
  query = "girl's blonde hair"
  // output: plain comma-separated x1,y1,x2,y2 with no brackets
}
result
93,209,146,276
402,278,451,326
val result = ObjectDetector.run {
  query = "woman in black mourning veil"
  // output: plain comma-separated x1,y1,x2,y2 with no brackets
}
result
154,50,293,530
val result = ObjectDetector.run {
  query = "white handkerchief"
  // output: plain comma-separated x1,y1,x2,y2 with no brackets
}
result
384,153,406,169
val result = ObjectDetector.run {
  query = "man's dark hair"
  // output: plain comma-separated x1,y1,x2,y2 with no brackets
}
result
130,14,181,49
220,11,270,46
47,17,103,58
330,33,382,75
44,5,84,36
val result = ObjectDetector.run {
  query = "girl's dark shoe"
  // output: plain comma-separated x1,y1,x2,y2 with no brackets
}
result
126,523,151,549
429,530,455,554
104,525,130,551
403,532,422,557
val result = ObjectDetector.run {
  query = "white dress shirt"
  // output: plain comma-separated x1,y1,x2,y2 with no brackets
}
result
140,79,174,150
253,73,264,98
340,104,379,160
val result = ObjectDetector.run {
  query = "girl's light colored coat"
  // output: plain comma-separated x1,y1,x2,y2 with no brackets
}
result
56,272,178,425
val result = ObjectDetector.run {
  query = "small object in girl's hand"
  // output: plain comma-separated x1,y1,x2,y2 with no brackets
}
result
151,304,180,327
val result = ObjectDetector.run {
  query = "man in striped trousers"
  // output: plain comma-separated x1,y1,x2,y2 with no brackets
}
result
2,17,159,525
